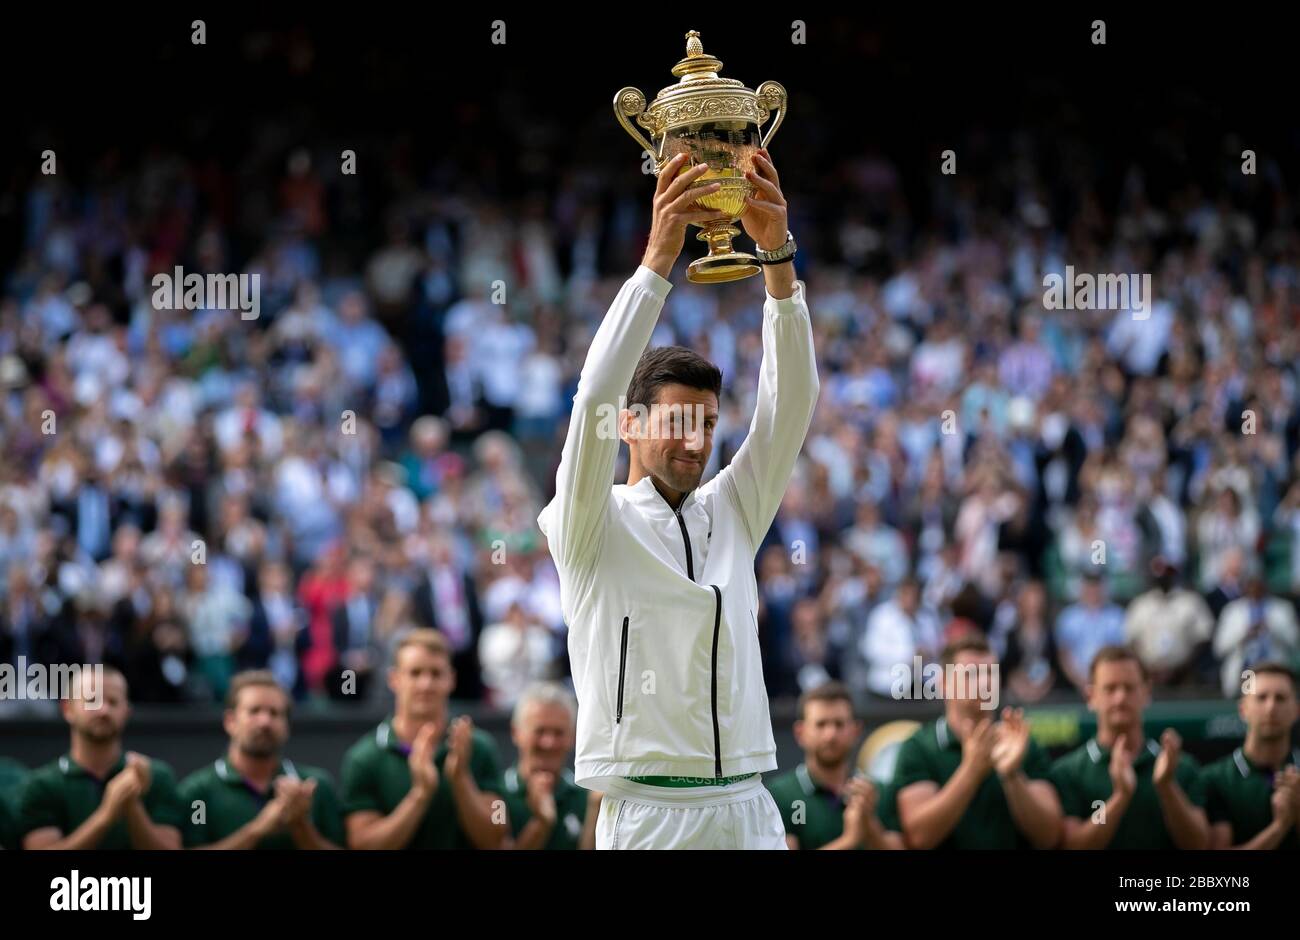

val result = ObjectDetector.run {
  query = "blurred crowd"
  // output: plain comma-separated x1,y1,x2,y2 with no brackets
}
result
3,57,1300,713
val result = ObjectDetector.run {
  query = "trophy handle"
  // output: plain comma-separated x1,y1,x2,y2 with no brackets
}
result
756,81,788,149
613,87,662,168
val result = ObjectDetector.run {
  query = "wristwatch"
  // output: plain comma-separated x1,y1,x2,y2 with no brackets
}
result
754,230,797,265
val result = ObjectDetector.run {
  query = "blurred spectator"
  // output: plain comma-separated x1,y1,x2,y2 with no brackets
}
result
180,561,252,701
844,501,908,589
1206,545,1251,620
411,532,485,701
478,600,554,710
139,500,199,590
1054,572,1126,692
214,383,283,460
1124,557,1215,686
787,597,845,696
1213,577,1300,697
861,578,941,699
329,556,383,702
399,416,453,503
322,291,392,393
1197,487,1260,593
296,541,350,696
999,580,1063,703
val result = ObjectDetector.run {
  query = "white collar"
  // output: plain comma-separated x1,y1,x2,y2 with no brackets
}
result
623,476,697,514
1233,747,1300,778
1086,737,1160,763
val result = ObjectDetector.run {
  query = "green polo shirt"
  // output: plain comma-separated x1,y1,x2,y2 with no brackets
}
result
340,718,506,849
765,764,901,850
501,766,589,850
179,757,345,849
891,716,1054,850
1049,736,1207,849
17,753,186,849
1201,746,1300,850
0,758,27,850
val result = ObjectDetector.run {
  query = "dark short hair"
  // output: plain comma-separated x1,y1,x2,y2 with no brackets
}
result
1242,661,1298,697
1088,645,1148,683
626,346,722,410
226,670,291,713
941,635,993,666
797,681,856,721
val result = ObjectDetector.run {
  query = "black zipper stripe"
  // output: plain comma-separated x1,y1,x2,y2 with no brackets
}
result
710,584,722,778
674,507,695,582
657,487,696,583
616,616,629,724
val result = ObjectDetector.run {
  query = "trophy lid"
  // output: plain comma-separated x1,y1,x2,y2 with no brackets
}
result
658,30,745,96
670,30,725,80
645,30,759,136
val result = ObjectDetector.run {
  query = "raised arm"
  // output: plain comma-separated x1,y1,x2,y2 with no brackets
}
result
717,149,819,547
539,154,718,570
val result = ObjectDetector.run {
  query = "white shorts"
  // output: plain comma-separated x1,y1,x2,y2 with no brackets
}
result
595,774,788,850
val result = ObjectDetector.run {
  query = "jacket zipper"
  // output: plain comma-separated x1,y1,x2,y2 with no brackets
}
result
673,506,695,582
709,584,722,777
658,487,696,583
616,616,629,724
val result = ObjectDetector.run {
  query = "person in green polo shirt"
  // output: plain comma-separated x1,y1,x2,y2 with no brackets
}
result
180,670,343,849
1203,661,1300,849
894,637,1062,849
19,665,184,850
1050,644,1209,849
765,681,903,849
0,757,27,850
342,628,506,849
500,682,598,850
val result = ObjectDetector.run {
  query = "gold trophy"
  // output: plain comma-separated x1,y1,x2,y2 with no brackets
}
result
614,30,787,284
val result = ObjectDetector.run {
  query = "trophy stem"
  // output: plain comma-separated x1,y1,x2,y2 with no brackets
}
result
687,220,761,284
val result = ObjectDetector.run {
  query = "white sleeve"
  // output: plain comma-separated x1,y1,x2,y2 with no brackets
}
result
717,279,820,549
537,266,672,572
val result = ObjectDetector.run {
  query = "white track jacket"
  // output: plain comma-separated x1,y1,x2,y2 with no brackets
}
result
537,265,819,789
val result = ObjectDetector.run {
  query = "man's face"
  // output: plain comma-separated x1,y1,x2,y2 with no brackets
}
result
944,651,999,720
621,384,718,495
225,685,290,759
512,701,575,775
389,646,455,718
64,670,128,743
1087,660,1150,734
795,699,860,767
1240,674,1299,742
